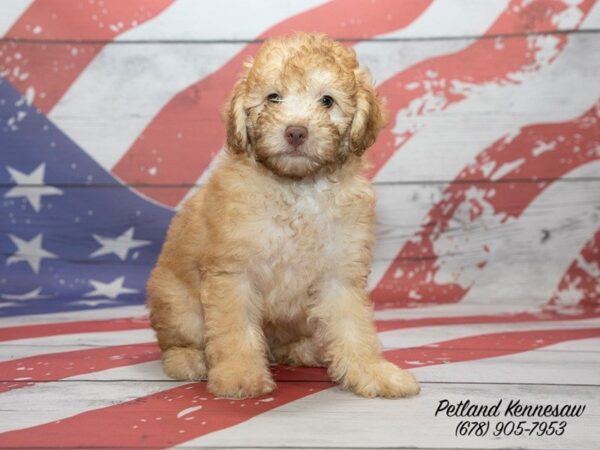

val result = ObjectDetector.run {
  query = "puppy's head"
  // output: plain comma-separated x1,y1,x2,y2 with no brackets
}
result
225,33,386,179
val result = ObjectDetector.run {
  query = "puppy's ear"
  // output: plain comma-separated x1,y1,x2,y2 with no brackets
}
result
349,68,387,156
225,77,249,154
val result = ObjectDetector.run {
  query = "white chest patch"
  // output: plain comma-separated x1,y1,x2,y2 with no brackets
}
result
251,178,339,311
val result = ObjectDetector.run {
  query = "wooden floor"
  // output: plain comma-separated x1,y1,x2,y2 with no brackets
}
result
0,304,598,449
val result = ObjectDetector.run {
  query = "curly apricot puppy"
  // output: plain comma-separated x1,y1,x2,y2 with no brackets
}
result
147,33,420,399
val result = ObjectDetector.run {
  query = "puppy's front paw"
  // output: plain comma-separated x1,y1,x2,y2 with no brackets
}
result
162,347,207,380
342,360,420,399
208,361,275,399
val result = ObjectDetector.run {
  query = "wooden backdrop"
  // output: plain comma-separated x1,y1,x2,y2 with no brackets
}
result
0,1,599,449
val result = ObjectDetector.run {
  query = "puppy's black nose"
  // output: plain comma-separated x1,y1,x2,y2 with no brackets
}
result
285,126,308,147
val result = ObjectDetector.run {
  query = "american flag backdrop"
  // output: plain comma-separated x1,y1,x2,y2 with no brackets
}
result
0,1,599,448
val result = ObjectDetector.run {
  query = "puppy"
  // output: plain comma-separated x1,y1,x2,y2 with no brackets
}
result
147,33,420,399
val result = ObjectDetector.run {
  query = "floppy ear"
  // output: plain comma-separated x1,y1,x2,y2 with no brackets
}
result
349,68,387,156
225,78,249,154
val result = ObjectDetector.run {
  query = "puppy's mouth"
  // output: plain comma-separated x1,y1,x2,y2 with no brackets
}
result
279,146,319,163
283,148,306,158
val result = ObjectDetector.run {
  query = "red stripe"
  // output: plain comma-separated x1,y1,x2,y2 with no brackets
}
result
0,316,149,342
0,326,597,447
364,0,596,179
0,343,158,394
1,0,174,113
372,100,600,308
112,0,433,206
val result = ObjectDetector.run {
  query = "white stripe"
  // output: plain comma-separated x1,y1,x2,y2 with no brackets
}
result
0,329,154,362
102,0,327,41
380,0,510,38
78,360,168,381
48,0,327,171
0,304,146,327
354,0,509,84
0,0,33,36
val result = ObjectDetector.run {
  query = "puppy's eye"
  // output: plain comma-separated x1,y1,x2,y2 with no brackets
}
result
320,95,334,108
267,93,282,103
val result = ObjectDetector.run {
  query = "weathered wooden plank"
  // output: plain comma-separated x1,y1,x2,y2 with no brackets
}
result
377,318,600,351
3,317,599,367
6,343,595,385
414,338,600,385
5,0,599,42
1,32,597,185
2,179,598,252
0,306,147,329
0,328,154,361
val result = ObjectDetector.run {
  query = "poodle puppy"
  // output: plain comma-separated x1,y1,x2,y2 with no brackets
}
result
147,33,420,399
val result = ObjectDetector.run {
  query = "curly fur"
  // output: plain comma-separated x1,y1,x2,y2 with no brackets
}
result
147,33,420,399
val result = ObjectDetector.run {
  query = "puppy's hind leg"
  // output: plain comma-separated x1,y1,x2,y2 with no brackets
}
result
147,267,207,381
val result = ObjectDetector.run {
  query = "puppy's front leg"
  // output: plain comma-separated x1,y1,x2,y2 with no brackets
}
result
202,273,275,399
313,280,420,398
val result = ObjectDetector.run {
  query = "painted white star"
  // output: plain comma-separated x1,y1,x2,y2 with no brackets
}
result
4,163,63,212
7,234,57,273
90,227,151,260
84,276,138,299
1,287,48,301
